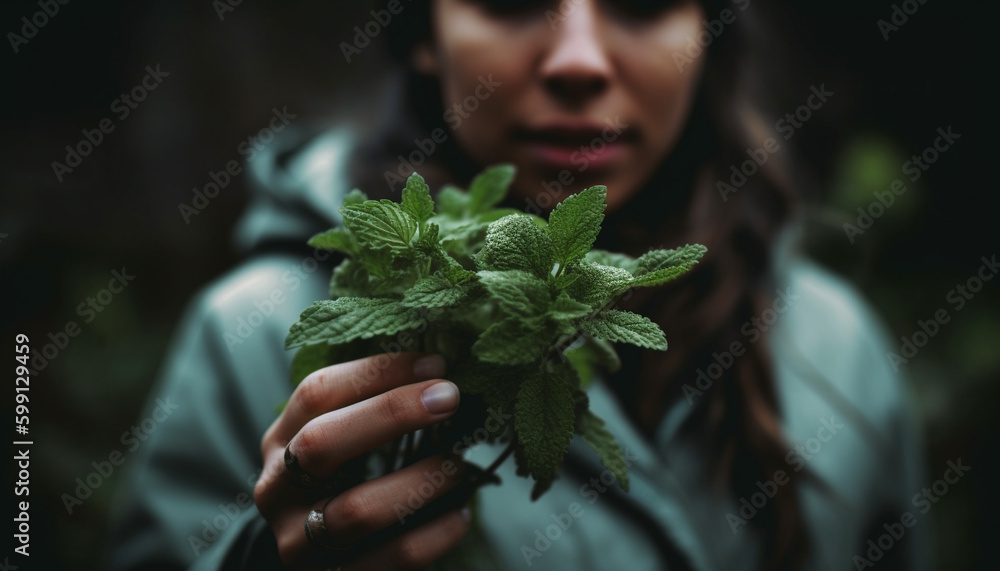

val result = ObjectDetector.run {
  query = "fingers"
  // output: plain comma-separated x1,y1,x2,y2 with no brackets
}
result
288,379,460,478
276,454,469,567
343,509,471,571
324,454,467,544
269,352,448,446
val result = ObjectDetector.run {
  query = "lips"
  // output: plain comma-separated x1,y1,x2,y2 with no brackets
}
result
514,120,634,171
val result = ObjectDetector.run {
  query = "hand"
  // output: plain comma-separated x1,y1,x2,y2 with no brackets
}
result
255,352,471,570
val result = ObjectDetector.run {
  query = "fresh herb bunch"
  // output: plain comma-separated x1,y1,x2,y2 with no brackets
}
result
284,164,705,500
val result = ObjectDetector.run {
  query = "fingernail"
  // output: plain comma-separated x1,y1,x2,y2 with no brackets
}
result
421,381,459,414
460,508,471,523
413,354,446,379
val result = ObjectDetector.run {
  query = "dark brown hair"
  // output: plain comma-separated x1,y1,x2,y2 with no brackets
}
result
362,1,810,568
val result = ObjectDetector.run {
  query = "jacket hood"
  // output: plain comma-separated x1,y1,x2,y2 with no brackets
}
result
234,126,356,254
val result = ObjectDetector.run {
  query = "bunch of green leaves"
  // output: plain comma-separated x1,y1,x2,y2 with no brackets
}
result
285,164,706,499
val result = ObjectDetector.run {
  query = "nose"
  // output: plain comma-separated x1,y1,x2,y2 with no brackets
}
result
539,1,613,106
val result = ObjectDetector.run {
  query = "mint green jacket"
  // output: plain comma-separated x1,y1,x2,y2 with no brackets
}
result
105,128,927,571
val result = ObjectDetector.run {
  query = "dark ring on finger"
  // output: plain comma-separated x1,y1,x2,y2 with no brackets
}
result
283,445,326,489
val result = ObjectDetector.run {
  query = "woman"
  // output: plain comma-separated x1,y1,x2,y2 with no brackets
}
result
106,0,925,569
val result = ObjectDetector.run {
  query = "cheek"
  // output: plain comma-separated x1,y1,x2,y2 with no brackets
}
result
435,16,530,163
621,16,706,157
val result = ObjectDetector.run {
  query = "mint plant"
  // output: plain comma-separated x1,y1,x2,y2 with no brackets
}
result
284,164,705,500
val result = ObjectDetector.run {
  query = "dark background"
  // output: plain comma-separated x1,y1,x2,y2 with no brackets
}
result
1,0,995,569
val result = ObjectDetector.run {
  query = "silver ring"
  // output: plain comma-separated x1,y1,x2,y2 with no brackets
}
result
304,499,351,554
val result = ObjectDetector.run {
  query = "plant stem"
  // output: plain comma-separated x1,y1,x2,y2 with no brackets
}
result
481,439,515,480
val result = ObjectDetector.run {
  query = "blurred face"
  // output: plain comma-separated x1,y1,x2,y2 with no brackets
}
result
415,0,707,212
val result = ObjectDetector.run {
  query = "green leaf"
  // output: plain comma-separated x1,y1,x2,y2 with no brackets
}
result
402,274,466,308
577,409,630,492
476,207,524,223
475,214,554,280
548,291,592,321
342,188,368,206
285,298,424,349
565,262,633,306
585,249,637,273
473,317,546,365
308,228,357,255
329,258,370,298
418,222,440,249
547,185,607,268
401,173,435,222
477,270,550,317
565,337,622,379
435,184,469,217
630,244,706,288
340,200,418,252
634,244,707,276
580,309,667,350
468,164,515,214
514,362,577,500
630,265,693,288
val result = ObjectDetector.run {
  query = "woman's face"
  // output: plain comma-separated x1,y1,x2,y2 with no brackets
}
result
417,0,707,212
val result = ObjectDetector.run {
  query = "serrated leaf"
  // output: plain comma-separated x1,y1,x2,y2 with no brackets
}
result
341,200,417,251
514,362,577,500
473,317,547,365
552,272,580,290
468,164,515,214
548,291,592,321
477,270,550,317
566,262,634,306
547,185,607,268
308,228,357,255
475,214,554,280
418,222,440,248
285,298,424,349
577,409,630,492
630,265,693,288
402,275,466,308
342,188,368,206
434,248,477,284
580,309,667,350
634,244,707,276
585,249,637,273
401,173,435,222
